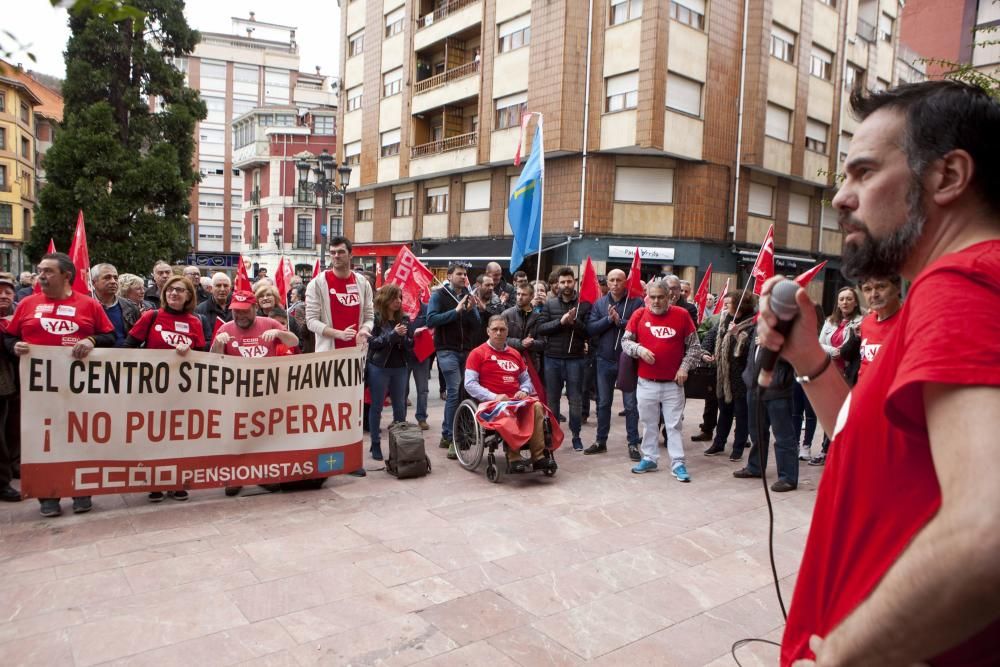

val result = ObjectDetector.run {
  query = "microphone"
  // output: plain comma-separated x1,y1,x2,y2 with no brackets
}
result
758,279,800,387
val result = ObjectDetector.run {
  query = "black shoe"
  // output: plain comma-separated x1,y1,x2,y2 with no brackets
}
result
370,445,383,461
691,431,714,442
703,444,726,456
627,443,641,462
0,485,21,502
733,468,761,479
558,415,567,423
225,486,242,497
618,410,626,416
148,492,165,503
12,465,19,479
39,499,62,517
728,453,743,462
508,460,528,473
170,490,189,501
771,480,797,492
439,437,452,449
348,468,367,477
72,497,92,514
533,458,557,472
583,443,607,455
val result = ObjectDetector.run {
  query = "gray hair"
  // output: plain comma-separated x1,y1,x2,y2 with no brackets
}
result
90,263,118,281
117,273,144,298
211,272,232,286
646,278,670,295
661,273,680,286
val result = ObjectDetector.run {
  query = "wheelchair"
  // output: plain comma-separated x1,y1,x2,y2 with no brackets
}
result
452,398,557,483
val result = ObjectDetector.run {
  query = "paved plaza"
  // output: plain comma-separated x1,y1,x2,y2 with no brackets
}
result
0,390,823,666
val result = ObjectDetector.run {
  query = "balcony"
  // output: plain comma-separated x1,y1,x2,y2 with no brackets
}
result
411,131,477,158
414,0,482,52
295,189,316,205
415,60,479,94
856,18,876,43
417,0,480,29
250,187,261,206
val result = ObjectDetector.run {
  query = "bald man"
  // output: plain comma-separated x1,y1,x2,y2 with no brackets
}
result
485,262,515,305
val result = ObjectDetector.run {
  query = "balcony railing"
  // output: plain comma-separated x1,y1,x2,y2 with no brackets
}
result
856,18,876,43
417,0,480,29
295,189,316,205
414,60,480,94
250,187,261,206
411,132,477,159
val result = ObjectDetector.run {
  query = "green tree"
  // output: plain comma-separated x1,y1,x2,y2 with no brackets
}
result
28,0,205,273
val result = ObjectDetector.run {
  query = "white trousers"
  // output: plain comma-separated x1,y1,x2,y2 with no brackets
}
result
636,377,686,469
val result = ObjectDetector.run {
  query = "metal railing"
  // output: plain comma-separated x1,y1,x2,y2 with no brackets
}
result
296,189,316,205
856,18,876,43
414,60,480,94
417,0,480,29
250,187,260,206
200,34,297,54
411,132,477,159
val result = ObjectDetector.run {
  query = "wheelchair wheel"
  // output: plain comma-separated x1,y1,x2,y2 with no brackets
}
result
453,399,484,470
541,451,557,477
485,451,503,483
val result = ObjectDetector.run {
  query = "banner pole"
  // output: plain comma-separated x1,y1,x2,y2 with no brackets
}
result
534,113,545,287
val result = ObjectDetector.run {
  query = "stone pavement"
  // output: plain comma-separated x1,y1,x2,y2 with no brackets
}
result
0,390,824,666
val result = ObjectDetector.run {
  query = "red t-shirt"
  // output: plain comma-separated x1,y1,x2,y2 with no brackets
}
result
625,306,695,381
325,271,362,349
781,240,1000,665
8,291,114,347
857,309,900,380
128,309,207,350
215,316,284,358
466,343,526,396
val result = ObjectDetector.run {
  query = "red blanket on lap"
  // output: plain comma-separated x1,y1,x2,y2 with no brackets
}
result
474,398,563,451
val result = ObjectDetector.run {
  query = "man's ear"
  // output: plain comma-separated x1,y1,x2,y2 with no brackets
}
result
928,149,975,207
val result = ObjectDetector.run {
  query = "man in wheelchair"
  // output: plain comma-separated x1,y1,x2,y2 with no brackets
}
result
463,315,560,473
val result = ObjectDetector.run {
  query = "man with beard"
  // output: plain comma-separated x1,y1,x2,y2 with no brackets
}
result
757,82,1000,665
857,274,903,381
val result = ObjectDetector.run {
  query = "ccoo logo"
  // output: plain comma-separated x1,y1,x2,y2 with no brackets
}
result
40,318,80,335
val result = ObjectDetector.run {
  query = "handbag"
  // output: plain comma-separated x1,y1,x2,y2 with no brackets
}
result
684,365,716,400
615,348,639,393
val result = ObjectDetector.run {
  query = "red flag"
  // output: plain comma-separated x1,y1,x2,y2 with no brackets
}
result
750,224,775,295
312,258,321,279
235,255,252,292
274,256,295,307
413,328,435,362
67,211,93,296
375,260,383,288
33,239,58,293
625,247,643,298
693,263,713,323
524,354,546,405
475,397,563,451
578,256,600,305
713,278,730,315
512,112,533,167
384,246,435,319
794,260,827,287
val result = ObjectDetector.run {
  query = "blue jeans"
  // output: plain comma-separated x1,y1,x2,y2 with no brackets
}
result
713,395,749,454
746,395,799,485
596,356,638,445
367,364,408,449
792,383,817,447
436,350,465,440
544,357,584,441
407,356,432,422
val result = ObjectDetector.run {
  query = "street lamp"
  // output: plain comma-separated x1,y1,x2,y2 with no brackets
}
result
297,148,351,267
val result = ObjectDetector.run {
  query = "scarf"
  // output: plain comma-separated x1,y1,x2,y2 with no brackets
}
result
716,314,755,403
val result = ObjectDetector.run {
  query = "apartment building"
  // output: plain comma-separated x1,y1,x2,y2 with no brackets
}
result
180,14,337,273
901,0,1000,81
0,66,42,273
337,0,905,301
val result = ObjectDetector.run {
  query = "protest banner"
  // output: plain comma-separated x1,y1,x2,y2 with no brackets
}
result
19,346,365,498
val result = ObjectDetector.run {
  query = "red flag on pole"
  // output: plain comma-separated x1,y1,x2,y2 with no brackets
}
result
693,263,713,323
274,256,294,307
384,246,435,319
578,256,600,305
33,239,58,293
750,224,775,295
513,112,533,167
312,258,321,279
625,247,644,298
67,211,93,296
713,278,730,315
794,260,828,287
235,255,252,292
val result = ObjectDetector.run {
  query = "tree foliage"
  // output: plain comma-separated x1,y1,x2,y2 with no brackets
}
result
29,0,205,274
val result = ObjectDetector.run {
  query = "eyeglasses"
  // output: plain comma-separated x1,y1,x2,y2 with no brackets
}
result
165,286,187,294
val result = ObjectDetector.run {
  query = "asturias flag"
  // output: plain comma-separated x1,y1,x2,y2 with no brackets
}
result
508,118,543,273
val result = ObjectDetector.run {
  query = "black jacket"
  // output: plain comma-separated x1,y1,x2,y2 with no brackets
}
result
427,283,481,353
195,296,232,344
586,292,644,362
743,337,795,401
536,293,591,359
676,298,699,327
367,314,413,368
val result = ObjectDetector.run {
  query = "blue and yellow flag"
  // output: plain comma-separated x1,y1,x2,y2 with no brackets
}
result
508,122,544,272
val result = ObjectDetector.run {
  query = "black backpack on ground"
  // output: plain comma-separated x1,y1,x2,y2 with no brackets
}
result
386,421,431,479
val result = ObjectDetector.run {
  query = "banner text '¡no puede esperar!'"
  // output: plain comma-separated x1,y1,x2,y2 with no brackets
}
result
28,357,364,398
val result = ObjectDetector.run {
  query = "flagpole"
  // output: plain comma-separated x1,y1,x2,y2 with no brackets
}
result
533,112,545,288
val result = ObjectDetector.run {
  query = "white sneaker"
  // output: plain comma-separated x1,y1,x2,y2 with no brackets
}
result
798,445,811,461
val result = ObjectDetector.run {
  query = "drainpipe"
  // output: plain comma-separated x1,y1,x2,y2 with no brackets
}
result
731,0,751,245
572,0,595,261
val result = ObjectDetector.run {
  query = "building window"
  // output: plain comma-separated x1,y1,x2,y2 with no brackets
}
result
817,0,836,6
839,132,852,163
425,187,449,214
385,7,404,37
765,103,792,142
845,63,865,91
21,171,30,198
810,45,833,80
0,127,5,150
344,141,361,166
21,137,30,160
614,167,674,204
498,14,531,52
329,212,344,238
380,129,401,157
296,216,313,249
669,0,705,30
313,115,335,135
463,180,491,211
346,85,363,111
20,103,30,125
348,30,364,57
382,68,403,97
806,118,829,154
878,12,894,42
606,71,639,112
770,24,796,63
0,93,5,112
0,204,11,235
665,72,702,116
0,165,6,189
495,92,527,130
788,193,811,226
357,198,374,221
610,0,642,25
393,193,414,217
748,183,774,217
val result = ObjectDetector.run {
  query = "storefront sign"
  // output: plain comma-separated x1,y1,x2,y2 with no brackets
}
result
608,246,676,261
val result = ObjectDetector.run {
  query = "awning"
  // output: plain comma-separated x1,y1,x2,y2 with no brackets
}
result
352,243,407,257
418,237,568,262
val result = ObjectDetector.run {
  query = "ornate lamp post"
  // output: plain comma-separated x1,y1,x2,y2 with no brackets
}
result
296,149,351,266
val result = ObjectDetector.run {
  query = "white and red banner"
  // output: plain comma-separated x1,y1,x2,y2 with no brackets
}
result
19,346,365,499
384,246,435,320
751,224,775,295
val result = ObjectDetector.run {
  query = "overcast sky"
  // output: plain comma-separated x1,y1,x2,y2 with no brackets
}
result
10,1,341,80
